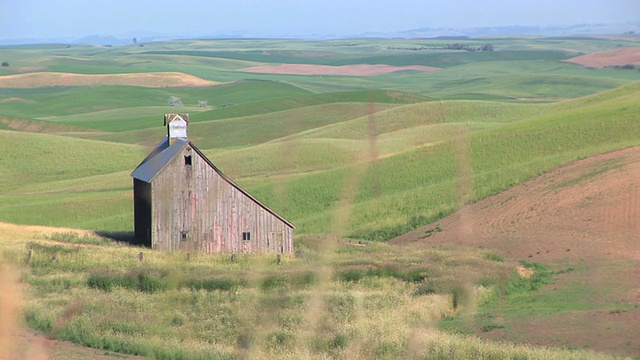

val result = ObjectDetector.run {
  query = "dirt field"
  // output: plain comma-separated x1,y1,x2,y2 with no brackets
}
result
0,72,219,88
240,63,440,76
391,146,640,356
565,47,640,68
8,331,144,360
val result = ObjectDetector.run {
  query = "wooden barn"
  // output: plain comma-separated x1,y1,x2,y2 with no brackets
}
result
131,114,295,253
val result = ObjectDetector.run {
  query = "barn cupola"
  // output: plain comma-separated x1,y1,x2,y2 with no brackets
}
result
164,113,189,144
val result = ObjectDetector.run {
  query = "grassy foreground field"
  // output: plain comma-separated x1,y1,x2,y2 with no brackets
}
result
1,37,639,358
0,226,617,359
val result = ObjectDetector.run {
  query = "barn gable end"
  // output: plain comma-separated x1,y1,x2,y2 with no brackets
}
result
131,114,294,253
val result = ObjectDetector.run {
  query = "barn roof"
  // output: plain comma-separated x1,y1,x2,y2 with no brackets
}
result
131,138,187,182
131,137,295,229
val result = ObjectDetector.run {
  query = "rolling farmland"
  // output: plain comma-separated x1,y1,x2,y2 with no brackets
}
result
1,36,639,358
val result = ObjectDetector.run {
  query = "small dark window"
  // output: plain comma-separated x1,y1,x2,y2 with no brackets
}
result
184,155,192,166
242,232,251,241
181,231,188,240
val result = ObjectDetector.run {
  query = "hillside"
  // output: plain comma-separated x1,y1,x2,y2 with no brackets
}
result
391,146,640,357
1,38,640,358
1,81,639,237
241,81,640,240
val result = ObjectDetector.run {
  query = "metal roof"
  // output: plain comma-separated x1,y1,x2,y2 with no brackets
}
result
130,139,188,182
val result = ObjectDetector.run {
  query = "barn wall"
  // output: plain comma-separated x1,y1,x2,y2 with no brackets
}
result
150,144,293,253
150,150,184,251
133,179,152,247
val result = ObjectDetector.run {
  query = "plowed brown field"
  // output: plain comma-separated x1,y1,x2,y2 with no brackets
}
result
565,47,640,68
391,146,640,356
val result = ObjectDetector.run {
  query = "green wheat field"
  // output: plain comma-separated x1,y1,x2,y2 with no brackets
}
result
1,36,639,359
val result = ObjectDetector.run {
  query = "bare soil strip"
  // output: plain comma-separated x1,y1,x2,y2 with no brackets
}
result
391,146,640,263
565,47,640,68
391,146,640,357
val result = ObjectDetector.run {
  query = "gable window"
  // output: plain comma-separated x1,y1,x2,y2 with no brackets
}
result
181,231,189,240
242,232,251,241
184,155,192,166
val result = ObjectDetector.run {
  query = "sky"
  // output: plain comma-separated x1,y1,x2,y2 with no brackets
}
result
1,0,638,41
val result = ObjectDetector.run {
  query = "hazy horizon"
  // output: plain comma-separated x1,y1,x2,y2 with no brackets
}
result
2,0,639,43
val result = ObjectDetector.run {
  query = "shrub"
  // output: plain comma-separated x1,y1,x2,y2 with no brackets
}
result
373,340,405,359
87,268,168,293
46,232,115,246
137,270,168,293
328,294,355,322
87,270,118,291
451,286,471,310
505,261,552,295
260,274,287,290
183,277,240,291
414,283,438,296
335,265,430,284
335,268,366,282
24,305,54,332
482,250,504,262
266,330,295,350
290,270,317,289
311,333,348,355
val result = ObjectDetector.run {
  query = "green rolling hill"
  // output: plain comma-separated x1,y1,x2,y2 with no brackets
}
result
1,38,639,359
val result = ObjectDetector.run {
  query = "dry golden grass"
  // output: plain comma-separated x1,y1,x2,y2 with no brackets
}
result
0,222,619,360
0,72,220,88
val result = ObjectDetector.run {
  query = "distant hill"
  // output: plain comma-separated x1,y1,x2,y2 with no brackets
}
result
2,22,639,45
360,22,640,38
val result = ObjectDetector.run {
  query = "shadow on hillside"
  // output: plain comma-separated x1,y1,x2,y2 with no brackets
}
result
95,231,142,246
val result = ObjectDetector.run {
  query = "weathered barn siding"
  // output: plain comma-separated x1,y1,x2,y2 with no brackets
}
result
132,114,294,254
144,143,293,253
